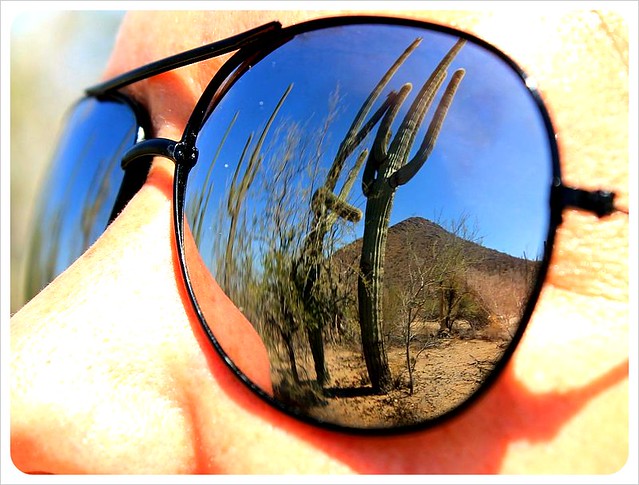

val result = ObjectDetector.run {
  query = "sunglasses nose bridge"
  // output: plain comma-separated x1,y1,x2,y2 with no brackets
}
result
121,138,184,170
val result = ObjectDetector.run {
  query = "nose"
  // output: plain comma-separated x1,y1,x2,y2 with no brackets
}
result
10,141,272,473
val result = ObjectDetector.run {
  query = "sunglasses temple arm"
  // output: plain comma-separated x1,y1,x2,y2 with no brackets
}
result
557,184,628,217
86,21,282,96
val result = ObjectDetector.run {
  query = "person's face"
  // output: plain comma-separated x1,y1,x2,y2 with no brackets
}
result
10,9,631,474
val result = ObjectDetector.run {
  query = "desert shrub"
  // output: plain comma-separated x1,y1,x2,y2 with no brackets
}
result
273,373,328,411
479,315,510,342
461,296,490,330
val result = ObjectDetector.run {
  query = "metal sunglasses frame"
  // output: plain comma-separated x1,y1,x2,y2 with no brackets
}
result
83,15,625,434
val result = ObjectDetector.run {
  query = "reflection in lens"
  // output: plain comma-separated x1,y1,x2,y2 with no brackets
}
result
185,24,551,429
25,97,138,299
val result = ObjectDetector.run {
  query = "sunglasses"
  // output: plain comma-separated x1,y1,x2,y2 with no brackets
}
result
25,16,625,434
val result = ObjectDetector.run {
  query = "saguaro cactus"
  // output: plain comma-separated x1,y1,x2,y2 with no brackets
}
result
358,39,466,393
294,40,423,386
295,150,366,385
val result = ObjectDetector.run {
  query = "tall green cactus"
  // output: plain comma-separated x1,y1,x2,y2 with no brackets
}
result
358,39,466,393
293,40,423,386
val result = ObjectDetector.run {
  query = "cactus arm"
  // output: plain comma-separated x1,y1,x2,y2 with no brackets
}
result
346,37,422,136
312,187,363,223
310,148,368,224
373,83,413,162
386,68,446,164
338,148,368,200
389,68,466,188
362,83,412,196
361,155,377,198
325,38,422,190
387,38,465,162
437,38,466,73
345,93,398,158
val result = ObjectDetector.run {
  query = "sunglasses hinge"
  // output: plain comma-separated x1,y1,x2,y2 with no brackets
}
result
173,141,199,168
558,185,617,218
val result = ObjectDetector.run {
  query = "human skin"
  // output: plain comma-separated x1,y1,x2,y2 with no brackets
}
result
10,9,630,474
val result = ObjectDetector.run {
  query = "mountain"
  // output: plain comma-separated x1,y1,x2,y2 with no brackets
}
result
333,217,539,318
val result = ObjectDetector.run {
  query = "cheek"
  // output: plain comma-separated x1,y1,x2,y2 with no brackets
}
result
181,219,273,394
141,148,273,395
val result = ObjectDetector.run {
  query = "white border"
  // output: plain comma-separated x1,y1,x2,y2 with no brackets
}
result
1,2,637,484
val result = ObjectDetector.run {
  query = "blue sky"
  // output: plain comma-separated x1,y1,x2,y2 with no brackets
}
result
187,24,552,267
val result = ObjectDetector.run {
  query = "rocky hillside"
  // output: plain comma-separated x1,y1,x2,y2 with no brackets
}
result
333,217,540,318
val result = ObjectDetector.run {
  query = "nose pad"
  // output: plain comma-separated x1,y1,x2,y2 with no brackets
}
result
109,138,182,224
108,155,153,224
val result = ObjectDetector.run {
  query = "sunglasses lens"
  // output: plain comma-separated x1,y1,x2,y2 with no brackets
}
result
184,23,553,430
24,96,139,300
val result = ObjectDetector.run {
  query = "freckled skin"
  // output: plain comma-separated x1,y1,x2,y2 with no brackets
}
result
10,9,631,474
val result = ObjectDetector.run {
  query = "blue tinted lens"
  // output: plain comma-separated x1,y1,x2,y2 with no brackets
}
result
184,24,554,430
24,96,139,299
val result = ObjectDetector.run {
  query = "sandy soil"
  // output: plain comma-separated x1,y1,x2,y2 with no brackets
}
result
273,322,511,429
313,338,506,428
